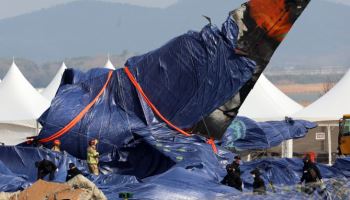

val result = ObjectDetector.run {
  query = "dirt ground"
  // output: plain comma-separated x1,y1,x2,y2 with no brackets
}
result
8,180,84,200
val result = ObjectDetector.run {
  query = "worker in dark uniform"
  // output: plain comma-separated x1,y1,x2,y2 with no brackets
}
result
35,159,57,181
221,164,243,191
251,168,266,195
299,154,323,195
66,163,82,181
232,155,241,175
226,155,241,175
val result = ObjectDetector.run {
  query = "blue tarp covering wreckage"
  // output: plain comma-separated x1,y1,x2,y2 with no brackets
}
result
2,0,348,199
36,14,256,158
221,117,317,151
1,146,350,199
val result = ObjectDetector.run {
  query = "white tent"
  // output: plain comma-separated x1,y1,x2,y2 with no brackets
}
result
41,62,67,101
104,58,115,70
292,69,350,121
0,62,50,145
238,74,303,121
291,70,350,165
238,74,303,158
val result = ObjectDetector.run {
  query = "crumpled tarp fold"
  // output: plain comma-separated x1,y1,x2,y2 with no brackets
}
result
221,117,317,151
1,145,350,200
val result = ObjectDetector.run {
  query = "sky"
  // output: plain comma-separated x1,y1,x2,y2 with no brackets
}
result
0,0,178,20
0,0,347,20
0,0,348,20
102,0,178,8
327,0,350,6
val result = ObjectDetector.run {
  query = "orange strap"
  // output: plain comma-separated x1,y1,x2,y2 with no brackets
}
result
124,67,191,137
124,67,218,153
39,70,114,143
206,138,218,154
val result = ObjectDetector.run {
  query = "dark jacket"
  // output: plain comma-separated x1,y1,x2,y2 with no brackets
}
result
253,176,266,195
66,167,82,181
221,169,242,191
300,162,322,184
226,162,241,176
36,159,57,180
36,159,57,172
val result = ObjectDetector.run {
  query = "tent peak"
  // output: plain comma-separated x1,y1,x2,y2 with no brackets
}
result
292,68,350,121
61,62,68,69
104,58,115,70
42,63,67,101
11,59,18,68
8,61,22,77
0,61,50,122
238,73,303,121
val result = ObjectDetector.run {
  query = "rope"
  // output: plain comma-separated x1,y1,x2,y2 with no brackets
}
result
39,70,114,143
123,66,218,153
123,67,191,137
36,67,218,153
206,138,218,154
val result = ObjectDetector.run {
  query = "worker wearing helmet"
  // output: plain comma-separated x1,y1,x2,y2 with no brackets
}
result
51,140,61,152
299,153,324,195
87,139,100,175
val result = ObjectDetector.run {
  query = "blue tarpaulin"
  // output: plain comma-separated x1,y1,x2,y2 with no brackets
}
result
1,144,350,199
220,117,317,151
0,160,30,192
37,15,255,159
0,1,331,199
3,124,350,200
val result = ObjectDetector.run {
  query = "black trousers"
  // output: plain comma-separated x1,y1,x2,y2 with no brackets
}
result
37,169,55,181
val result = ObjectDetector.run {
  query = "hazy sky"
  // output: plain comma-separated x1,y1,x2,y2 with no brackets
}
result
0,0,348,20
102,0,178,8
327,0,350,6
0,0,178,20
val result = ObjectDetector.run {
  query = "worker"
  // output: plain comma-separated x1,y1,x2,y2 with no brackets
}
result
221,163,243,191
51,139,61,152
234,155,241,163
232,155,241,175
66,163,82,181
251,168,266,195
87,139,100,175
299,154,323,195
226,155,241,176
35,159,57,181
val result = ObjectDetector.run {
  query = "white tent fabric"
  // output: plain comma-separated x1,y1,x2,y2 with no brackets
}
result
238,74,303,121
0,62,50,145
104,59,115,70
0,62,50,121
293,70,350,121
0,124,37,145
41,62,67,101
